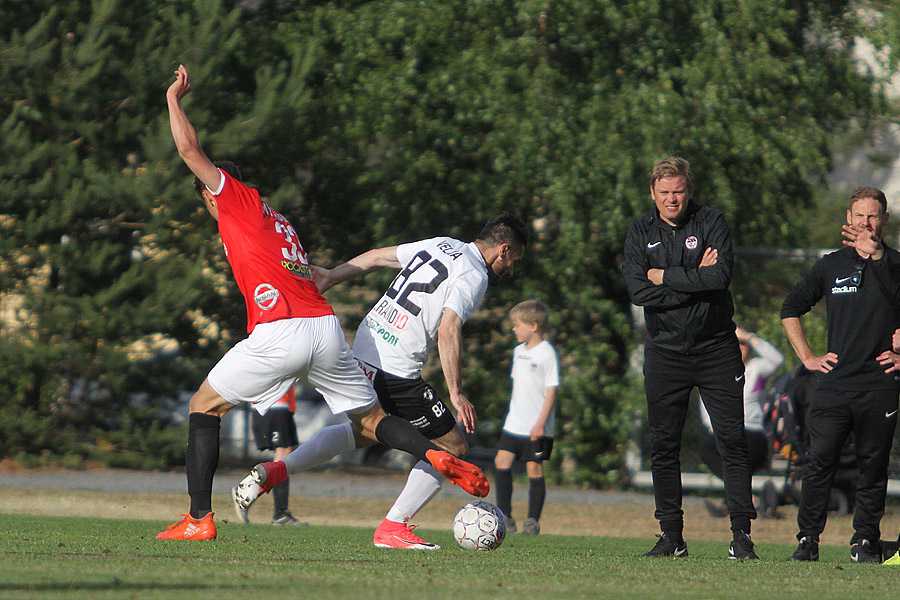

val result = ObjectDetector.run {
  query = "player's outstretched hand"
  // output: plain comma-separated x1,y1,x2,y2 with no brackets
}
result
167,64,192,101
802,352,838,374
842,224,881,258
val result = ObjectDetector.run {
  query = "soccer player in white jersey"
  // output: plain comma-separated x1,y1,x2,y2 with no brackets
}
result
158,65,489,540
234,214,528,549
493,300,560,536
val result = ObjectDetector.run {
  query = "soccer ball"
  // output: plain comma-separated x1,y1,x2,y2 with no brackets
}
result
452,500,506,551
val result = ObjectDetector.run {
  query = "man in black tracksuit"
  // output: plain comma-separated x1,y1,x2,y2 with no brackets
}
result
782,186,900,564
623,156,757,560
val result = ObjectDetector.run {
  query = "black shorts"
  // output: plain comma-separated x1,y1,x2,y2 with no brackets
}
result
370,368,457,439
497,431,554,463
251,408,299,451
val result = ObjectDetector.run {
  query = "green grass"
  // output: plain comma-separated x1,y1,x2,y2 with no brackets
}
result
1,514,896,600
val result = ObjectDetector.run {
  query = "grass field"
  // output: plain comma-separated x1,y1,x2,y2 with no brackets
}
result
2,512,899,600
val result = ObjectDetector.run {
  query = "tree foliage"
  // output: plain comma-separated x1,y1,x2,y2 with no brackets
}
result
0,0,883,482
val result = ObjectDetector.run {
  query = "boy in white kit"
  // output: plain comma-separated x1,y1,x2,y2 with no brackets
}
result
494,300,560,535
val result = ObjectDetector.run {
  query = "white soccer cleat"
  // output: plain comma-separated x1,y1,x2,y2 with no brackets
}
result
231,486,250,523
234,461,287,509
234,472,262,510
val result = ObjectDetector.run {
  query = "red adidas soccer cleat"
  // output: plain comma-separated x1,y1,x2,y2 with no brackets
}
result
426,449,490,497
156,512,217,540
373,518,440,550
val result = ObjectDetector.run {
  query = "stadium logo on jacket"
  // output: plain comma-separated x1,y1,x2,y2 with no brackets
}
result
685,236,698,250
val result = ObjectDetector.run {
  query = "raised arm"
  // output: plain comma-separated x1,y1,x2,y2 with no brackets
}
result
313,246,401,293
166,65,220,190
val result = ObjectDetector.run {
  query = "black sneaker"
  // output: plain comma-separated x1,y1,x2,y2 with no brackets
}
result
644,533,688,557
728,531,759,560
787,536,819,561
850,539,882,563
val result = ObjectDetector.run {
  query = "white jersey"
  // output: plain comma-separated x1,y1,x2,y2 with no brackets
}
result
700,337,784,433
352,237,489,379
502,340,560,437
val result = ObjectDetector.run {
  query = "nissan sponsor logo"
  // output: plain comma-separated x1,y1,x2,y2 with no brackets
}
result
254,283,280,310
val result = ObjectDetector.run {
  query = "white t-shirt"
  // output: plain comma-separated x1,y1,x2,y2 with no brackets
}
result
700,336,784,433
502,340,560,437
352,237,489,379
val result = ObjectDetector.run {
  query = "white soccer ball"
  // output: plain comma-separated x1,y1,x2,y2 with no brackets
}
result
452,500,506,551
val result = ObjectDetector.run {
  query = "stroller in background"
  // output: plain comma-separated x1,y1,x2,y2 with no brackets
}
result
759,364,859,518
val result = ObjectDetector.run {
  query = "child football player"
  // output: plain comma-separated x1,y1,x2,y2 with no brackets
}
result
493,300,560,535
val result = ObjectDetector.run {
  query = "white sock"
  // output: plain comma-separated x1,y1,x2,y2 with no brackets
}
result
385,460,443,522
281,423,355,474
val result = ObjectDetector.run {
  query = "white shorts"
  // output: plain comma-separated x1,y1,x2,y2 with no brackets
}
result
207,315,378,416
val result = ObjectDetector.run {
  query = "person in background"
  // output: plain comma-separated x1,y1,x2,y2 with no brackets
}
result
232,387,307,526
494,300,560,536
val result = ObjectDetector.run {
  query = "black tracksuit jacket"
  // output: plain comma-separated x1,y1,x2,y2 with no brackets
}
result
781,245,900,391
623,200,736,353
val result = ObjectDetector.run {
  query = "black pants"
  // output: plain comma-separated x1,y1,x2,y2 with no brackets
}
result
643,341,756,534
797,388,898,544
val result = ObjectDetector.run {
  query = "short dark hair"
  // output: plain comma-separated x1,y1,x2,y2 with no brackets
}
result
194,161,242,198
476,212,529,254
850,186,887,214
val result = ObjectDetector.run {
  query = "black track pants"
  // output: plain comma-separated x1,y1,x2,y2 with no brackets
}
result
797,388,898,543
643,341,756,534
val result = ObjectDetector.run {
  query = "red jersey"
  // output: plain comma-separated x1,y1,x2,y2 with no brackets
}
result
213,170,333,333
273,387,297,412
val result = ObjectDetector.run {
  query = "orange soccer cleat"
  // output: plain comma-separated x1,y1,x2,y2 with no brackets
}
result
426,449,490,497
156,512,217,540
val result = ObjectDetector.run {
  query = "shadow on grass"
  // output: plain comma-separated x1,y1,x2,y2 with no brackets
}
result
0,579,257,592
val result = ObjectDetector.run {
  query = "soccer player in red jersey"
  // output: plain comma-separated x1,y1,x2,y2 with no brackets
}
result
157,65,487,540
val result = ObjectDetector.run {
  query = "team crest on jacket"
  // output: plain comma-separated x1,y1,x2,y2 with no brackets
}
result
254,283,280,310
685,236,698,250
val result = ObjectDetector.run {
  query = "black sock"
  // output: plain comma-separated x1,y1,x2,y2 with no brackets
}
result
495,468,513,517
731,517,751,538
273,477,290,518
374,415,437,462
186,413,220,518
528,476,545,521
666,531,684,544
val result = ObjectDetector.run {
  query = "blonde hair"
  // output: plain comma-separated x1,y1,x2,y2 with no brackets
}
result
510,300,549,333
650,156,693,191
